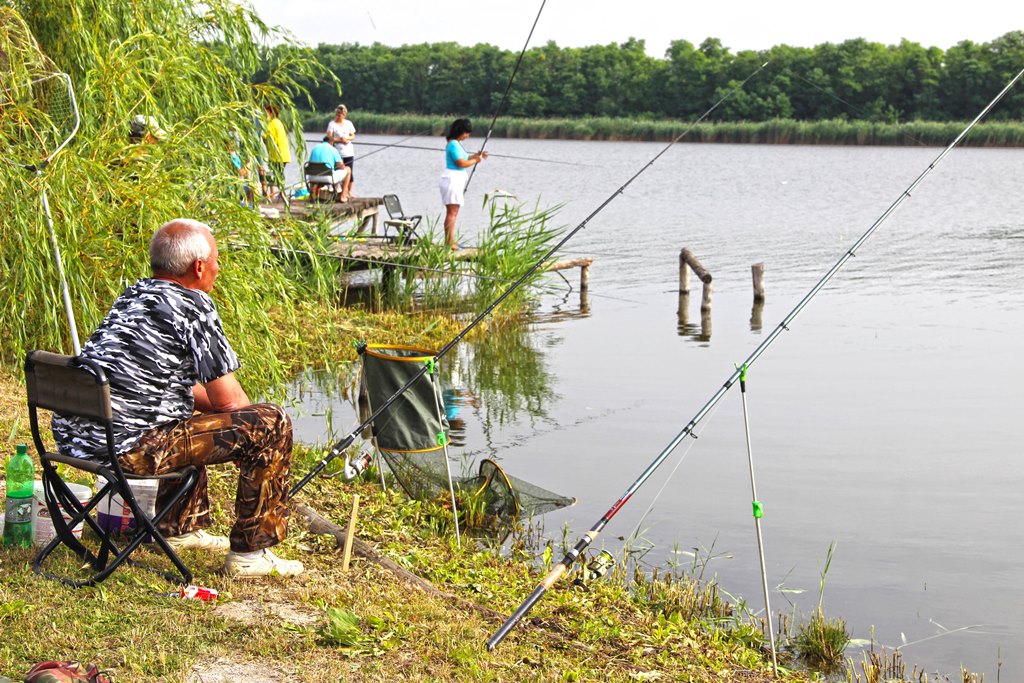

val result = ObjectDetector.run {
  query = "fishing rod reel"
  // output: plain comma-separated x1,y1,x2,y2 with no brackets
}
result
342,448,373,481
572,549,615,589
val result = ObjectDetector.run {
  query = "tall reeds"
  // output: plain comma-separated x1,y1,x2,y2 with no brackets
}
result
0,3,338,391
312,110,1024,147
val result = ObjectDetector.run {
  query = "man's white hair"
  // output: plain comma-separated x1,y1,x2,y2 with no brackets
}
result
149,218,213,276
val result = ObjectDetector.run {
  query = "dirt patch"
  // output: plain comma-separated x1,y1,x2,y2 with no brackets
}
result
214,598,321,628
186,657,294,683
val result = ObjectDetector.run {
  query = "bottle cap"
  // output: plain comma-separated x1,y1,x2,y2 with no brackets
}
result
16,444,27,455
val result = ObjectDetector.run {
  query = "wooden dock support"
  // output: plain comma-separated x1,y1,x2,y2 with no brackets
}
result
546,257,592,308
679,248,713,313
752,262,766,303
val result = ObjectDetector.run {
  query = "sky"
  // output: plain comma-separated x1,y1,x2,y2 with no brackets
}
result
244,0,1017,56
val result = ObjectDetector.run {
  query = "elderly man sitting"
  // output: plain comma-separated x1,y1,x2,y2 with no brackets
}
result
51,218,303,578
304,135,350,202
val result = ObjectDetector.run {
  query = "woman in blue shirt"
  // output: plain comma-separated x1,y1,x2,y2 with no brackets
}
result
439,118,488,250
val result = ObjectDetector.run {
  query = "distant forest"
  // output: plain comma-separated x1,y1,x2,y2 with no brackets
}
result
280,32,1024,123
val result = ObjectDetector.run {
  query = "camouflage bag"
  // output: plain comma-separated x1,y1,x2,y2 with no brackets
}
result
23,661,111,683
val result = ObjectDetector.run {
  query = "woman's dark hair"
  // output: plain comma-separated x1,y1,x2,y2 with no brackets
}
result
445,118,472,141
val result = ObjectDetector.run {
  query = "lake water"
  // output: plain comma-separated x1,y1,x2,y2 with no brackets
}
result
286,133,1024,678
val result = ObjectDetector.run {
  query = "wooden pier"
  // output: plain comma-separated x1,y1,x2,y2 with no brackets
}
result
262,196,384,234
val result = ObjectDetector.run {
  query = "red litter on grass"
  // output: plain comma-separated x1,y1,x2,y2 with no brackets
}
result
180,585,218,601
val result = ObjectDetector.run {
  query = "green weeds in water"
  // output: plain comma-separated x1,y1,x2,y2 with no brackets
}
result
792,542,851,672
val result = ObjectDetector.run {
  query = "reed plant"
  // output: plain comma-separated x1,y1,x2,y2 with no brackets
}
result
792,542,851,672
309,110,1024,147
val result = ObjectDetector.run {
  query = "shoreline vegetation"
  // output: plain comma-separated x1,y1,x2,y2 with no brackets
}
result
301,110,1024,147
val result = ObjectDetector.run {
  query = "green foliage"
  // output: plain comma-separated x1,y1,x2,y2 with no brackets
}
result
0,2,340,388
794,608,850,672
302,110,1024,146
792,542,850,672
296,32,1024,124
319,606,363,647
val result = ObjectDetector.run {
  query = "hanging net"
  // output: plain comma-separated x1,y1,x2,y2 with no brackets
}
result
360,343,575,533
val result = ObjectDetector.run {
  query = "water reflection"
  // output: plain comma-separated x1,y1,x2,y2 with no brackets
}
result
676,293,712,342
286,320,557,453
532,287,591,324
750,300,764,332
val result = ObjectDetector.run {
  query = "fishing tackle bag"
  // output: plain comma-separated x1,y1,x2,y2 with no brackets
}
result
23,661,112,683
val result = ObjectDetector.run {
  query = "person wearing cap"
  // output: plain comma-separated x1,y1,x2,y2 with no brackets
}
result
326,104,356,199
305,135,350,201
263,105,290,201
129,115,166,144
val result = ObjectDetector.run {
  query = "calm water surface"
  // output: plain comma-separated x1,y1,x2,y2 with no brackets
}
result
286,134,1024,678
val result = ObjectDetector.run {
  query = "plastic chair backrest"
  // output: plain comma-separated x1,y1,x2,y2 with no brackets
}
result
304,161,334,177
383,193,404,219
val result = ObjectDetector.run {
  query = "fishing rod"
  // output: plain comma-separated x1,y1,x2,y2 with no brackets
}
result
485,64,1024,651
289,61,773,499
465,0,546,192
358,129,435,161
356,141,584,166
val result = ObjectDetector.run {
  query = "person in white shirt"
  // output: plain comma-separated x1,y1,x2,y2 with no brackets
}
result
326,104,356,200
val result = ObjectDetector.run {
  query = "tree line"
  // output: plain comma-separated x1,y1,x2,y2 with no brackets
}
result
286,32,1024,123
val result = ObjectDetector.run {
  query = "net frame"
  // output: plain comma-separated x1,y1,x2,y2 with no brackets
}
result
360,343,461,545
1,15,83,353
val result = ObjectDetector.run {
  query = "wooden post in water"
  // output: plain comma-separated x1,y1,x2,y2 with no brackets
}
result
678,250,691,295
680,248,713,313
752,262,766,303
678,248,714,334
580,263,590,292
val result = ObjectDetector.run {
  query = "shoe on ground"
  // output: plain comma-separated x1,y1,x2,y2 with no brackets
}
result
165,529,230,551
224,548,304,578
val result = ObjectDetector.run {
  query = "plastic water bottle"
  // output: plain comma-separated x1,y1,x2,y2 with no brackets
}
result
3,444,35,549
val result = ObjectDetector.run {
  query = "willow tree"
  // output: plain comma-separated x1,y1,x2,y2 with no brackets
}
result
0,1,339,389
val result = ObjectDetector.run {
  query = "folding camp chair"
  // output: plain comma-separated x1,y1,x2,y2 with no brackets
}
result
304,160,348,201
382,194,422,243
26,350,200,587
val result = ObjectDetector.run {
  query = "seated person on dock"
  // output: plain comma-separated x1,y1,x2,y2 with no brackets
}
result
305,135,350,201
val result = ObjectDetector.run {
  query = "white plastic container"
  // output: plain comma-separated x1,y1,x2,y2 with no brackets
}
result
33,481,92,546
93,476,158,534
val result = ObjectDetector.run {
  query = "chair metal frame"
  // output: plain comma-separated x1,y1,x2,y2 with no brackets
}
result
26,350,199,587
382,193,422,243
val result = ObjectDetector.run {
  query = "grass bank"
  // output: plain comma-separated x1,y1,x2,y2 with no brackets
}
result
300,110,1024,147
0,353,806,683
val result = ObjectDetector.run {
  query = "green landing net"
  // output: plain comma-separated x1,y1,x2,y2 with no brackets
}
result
360,344,575,535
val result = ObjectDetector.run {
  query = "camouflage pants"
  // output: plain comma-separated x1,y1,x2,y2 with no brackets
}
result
118,403,293,552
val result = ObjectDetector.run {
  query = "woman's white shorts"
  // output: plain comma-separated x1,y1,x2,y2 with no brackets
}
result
439,168,468,206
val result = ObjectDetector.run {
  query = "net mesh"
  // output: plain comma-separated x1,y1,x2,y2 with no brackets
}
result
0,9,79,167
361,344,575,534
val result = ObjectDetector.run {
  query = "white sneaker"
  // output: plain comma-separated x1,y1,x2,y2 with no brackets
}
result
165,529,230,551
224,548,304,578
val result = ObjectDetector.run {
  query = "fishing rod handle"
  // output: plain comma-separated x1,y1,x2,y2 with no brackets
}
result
486,584,546,651
486,563,567,650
